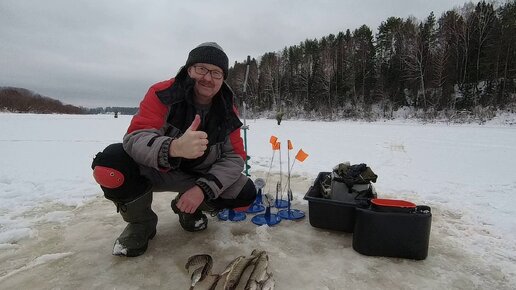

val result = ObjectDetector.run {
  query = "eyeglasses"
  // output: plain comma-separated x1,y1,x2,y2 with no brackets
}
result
193,66,224,80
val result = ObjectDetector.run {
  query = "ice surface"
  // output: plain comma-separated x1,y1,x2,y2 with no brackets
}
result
0,113,515,289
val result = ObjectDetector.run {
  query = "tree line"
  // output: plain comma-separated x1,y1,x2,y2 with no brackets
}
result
3,1,514,122
0,87,138,115
227,1,516,120
87,107,138,115
0,87,85,114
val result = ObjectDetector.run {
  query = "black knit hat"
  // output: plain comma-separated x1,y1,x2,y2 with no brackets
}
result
185,42,229,79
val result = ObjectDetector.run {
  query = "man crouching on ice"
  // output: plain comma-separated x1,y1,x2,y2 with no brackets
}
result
91,42,256,257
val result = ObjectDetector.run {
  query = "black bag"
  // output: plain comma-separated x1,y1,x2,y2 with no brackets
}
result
331,163,378,202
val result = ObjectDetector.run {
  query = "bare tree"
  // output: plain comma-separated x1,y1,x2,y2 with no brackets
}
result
402,17,427,107
318,36,337,118
473,1,496,83
454,3,476,84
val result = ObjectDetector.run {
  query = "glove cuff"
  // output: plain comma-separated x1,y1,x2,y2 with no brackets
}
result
195,180,215,200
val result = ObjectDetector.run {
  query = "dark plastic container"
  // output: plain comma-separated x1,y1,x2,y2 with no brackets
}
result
352,205,432,260
304,172,365,232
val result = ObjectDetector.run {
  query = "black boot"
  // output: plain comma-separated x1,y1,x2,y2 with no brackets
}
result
170,195,218,232
113,190,158,257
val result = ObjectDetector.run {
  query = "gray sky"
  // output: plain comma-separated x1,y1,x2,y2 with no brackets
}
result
1,0,471,108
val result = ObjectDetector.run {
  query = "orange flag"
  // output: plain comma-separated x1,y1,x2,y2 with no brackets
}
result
295,149,309,162
287,140,293,150
273,141,281,150
269,135,278,145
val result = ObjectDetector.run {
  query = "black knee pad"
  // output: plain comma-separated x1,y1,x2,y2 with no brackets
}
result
92,143,150,203
208,178,257,210
237,178,257,205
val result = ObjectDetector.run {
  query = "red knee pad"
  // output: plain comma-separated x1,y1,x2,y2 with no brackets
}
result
93,166,125,189
233,205,251,212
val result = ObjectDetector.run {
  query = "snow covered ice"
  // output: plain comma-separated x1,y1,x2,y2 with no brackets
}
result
0,112,515,289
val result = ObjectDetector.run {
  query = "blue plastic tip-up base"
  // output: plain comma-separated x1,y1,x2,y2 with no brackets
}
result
218,209,246,222
247,188,265,213
277,209,305,220
274,199,289,209
246,203,265,213
251,205,281,226
251,213,281,226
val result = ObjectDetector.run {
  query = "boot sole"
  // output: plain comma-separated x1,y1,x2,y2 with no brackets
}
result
114,229,157,257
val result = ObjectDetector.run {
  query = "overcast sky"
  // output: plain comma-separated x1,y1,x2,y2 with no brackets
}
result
1,0,473,108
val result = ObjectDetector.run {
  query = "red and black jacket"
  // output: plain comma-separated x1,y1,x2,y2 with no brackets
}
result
123,73,246,199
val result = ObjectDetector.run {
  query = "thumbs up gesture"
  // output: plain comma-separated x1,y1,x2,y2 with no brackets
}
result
169,114,208,159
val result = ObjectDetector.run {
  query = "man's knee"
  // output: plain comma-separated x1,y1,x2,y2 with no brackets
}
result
208,178,256,210
237,178,257,205
91,143,150,203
